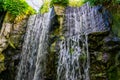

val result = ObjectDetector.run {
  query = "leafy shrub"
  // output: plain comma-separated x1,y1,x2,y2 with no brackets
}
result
40,0,50,14
1,0,35,16
0,0,4,12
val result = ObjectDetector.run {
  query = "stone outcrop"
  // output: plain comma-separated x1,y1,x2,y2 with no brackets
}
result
0,12,28,80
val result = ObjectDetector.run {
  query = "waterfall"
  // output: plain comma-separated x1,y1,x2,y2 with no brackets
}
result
16,10,51,80
15,2,112,80
57,2,108,80
57,4,91,80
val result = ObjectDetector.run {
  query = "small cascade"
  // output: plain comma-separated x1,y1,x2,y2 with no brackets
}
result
16,10,51,80
57,34,89,80
57,2,110,80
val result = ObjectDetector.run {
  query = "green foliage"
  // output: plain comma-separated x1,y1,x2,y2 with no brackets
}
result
40,0,50,14
3,0,35,16
0,53,5,73
0,0,4,12
42,0,85,9
117,0,120,3
69,0,85,7
0,0,35,16
50,0,69,7
84,0,120,5
112,13,120,37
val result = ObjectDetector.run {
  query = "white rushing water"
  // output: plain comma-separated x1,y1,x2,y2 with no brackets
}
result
57,3,92,80
16,9,51,80
57,2,109,79
57,35,89,80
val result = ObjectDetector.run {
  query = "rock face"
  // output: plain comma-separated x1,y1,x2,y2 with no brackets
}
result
0,13,28,80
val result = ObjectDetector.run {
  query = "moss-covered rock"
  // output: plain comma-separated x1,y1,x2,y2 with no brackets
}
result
0,11,28,80
54,4,65,16
0,53,5,73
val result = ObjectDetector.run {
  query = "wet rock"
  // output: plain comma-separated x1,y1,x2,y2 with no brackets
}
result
53,4,65,16
0,12,6,30
90,51,110,79
49,7,59,32
1,23,12,37
0,12,28,80
0,36,8,53
104,36,120,45
102,36,120,52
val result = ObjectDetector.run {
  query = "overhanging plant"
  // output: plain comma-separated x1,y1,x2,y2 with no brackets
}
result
50,0,69,7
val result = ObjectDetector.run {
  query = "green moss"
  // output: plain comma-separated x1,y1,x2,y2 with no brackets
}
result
50,42,56,52
4,11,28,23
60,36,65,40
0,0,4,12
0,63,5,73
50,0,69,7
108,65,118,80
40,0,85,15
80,53,87,61
84,0,120,5
96,52,103,61
0,53,4,62
69,0,85,7
69,48,74,54
7,38,16,49
112,13,120,37
40,0,50,14
0,53,5,73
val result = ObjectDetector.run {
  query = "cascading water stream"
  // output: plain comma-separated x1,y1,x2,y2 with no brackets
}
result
57,7,90,80
57,34,89,80
16,10,51,80
57,2,108,80
57,10,90,79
